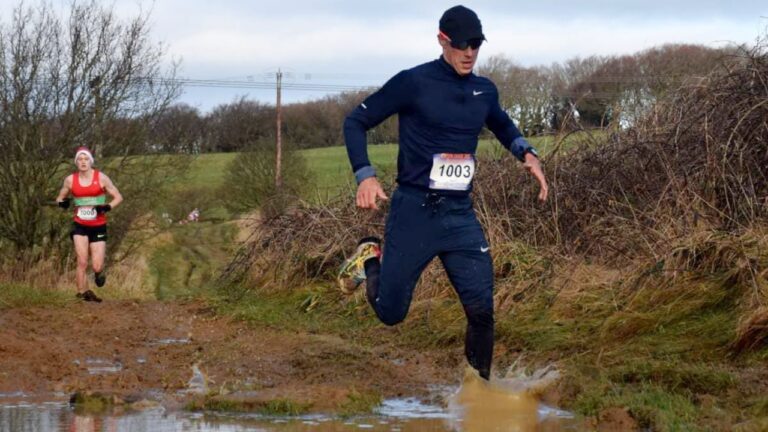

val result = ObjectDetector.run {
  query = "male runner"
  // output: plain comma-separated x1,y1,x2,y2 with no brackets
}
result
338,5,548,380
56,147,123,302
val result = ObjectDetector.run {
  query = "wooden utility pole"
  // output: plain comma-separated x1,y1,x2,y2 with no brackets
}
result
275,69,283,189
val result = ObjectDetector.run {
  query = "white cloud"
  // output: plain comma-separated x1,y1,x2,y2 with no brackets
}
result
171,18,435,67
166,11,763,74
1,0,765,109
482,16,763,65
169,8,765,109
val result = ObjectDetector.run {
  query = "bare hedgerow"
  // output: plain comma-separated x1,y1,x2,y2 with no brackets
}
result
221,38,768,336
474,39,767,260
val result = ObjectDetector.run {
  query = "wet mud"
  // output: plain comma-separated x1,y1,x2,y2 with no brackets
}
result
0,300,452,412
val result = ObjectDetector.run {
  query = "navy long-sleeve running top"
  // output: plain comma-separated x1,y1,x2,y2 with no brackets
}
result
344,56,534,194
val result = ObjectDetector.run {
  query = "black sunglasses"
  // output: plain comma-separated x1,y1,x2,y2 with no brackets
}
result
440,31,483,50
451,38,483,50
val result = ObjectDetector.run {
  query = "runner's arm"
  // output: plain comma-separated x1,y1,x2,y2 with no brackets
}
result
486,91,548,201
485,91,534,161
344,70,415,209
100,174,123,209
56,175,72,203
343,70,414,184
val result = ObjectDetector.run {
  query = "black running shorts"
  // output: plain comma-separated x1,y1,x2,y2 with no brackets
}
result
70,222,108,243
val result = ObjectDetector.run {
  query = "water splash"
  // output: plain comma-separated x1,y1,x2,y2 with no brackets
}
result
186,364,208,394
446,367,574,431
377,397,450,419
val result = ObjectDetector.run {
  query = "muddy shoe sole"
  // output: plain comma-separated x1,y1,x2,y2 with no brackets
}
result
82,289,102,303
337,237,381,295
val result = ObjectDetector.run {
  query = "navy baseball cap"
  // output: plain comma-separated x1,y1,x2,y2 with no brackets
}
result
439,5,485,45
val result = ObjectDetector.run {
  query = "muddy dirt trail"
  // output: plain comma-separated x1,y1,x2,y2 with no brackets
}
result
0,300,456,411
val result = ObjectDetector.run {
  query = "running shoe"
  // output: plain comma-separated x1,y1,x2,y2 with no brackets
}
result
95,271,106,288
337,237,381,295
82,289,102,303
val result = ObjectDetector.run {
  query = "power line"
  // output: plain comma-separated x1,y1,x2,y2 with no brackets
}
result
168,77,374,93
167,75,700,90
20,76,376,93
21,73,704,98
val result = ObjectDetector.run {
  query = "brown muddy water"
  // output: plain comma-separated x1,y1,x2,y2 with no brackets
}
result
0,373,581,431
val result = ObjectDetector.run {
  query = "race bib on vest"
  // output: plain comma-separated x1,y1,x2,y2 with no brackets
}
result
76,206,98,221
429,153,475,191
73,195,105,221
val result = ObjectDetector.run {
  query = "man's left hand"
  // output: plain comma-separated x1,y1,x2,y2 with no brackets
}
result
523,153,548,202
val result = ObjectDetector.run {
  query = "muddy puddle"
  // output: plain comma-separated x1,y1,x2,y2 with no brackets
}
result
0,373,582,431
0,400,578,432
0,302,585,430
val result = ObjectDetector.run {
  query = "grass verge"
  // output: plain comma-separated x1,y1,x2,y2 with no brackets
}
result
186,397,313,415
212,250,768,430
0,282,72,309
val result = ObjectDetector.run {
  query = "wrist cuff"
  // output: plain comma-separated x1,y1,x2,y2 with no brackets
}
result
512,137,534,161
354,166,376,184
524,147,539,158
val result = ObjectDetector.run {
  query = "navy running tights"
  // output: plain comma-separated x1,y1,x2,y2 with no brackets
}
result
364,185,495,379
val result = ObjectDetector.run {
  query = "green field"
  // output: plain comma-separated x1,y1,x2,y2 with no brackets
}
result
146,136,563,295
179,135,562,203
298,136,558,197
299,144,395,201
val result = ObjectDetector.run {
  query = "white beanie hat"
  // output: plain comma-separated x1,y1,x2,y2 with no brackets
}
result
74,147,94,165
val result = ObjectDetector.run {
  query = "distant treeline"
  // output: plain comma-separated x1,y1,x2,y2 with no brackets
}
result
145,43,733,154
147,92,395,154
0,0,743,261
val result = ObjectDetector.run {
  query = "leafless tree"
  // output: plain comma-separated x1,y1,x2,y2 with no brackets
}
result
222,137,309,217
0,1,180,257
204,98,274,153
150,103,204,154
479,55,554,136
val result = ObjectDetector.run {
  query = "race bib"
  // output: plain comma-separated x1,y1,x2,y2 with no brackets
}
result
76,206,98,221
429,153,475,191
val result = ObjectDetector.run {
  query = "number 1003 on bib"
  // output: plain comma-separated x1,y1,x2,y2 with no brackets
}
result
429,153,476,191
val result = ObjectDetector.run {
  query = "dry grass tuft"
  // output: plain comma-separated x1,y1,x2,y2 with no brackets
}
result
733,307,768,354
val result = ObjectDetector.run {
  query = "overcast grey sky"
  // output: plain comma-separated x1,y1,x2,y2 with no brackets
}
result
3,1,766,111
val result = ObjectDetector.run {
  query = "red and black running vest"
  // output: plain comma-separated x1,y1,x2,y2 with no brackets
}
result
71,170,107,227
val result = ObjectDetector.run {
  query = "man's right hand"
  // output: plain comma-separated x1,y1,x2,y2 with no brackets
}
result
57,198,70,209
356,177,388,210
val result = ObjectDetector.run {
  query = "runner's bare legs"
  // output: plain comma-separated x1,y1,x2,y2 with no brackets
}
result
90,241,105,275
74,235,90,294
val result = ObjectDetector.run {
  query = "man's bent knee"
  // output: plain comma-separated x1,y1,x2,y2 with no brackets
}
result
374,302,409,326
